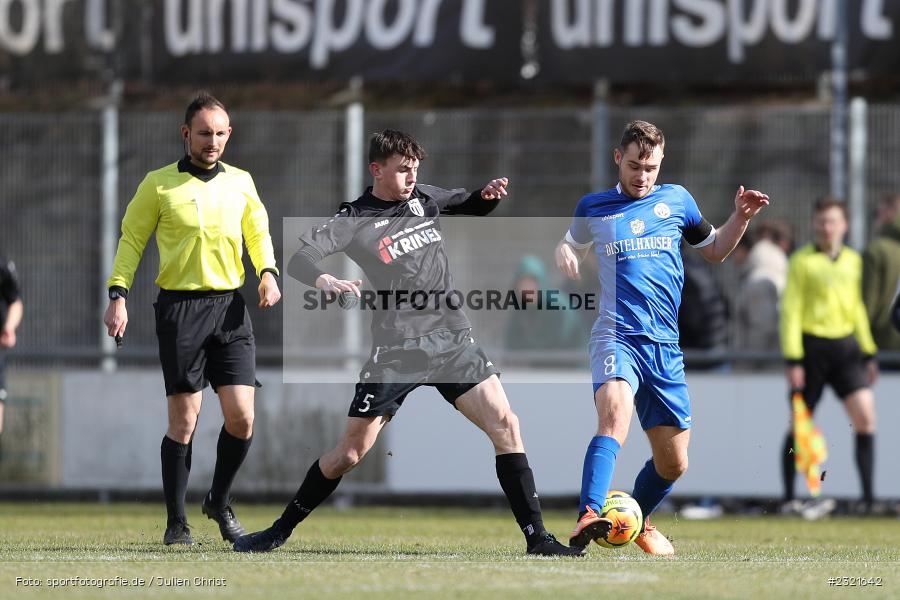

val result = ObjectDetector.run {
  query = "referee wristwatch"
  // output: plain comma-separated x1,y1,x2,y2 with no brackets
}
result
108,286,128,301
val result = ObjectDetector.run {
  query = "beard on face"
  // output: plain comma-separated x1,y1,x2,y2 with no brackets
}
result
192,147,218,166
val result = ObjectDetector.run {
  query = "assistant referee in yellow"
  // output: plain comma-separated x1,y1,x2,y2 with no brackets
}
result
104,93,281,545
780,197,877,514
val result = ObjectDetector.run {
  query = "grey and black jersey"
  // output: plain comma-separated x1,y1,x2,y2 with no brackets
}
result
291,184,499,343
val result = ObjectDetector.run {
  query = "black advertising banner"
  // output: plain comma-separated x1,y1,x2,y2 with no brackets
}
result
0,0,898,86
144,0,523,83
533,0,900,84
0,0,523,84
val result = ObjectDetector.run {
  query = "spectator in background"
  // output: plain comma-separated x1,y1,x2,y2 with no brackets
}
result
505,255,586,354
780,198,877,515
561,247,600,333
863,194,900,352
678,242,729,369
735,221,792,360
0,254,23,463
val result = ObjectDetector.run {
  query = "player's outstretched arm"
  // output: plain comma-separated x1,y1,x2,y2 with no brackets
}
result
698,186,770,263
315,274,363,299
0,298,22,348
480,177,509,200
555,239,590,281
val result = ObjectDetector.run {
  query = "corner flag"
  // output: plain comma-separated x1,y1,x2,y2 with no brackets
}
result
791,391,827,497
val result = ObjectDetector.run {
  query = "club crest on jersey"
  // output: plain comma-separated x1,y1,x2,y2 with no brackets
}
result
630,218,645,236
407,198,424,217
654,202,671,219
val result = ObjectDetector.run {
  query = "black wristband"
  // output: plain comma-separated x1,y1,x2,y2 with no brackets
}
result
108,286,128,300
261,268,279,279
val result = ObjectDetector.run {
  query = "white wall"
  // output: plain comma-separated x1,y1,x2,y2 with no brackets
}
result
46,369,900,499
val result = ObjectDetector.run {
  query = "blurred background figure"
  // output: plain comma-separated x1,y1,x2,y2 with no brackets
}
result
734,221,793,365
678,243,730,370
504,255,586,357
780,198,878,516
863,194,900,355
0,254,23,463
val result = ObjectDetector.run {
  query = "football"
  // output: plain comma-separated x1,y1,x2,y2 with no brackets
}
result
338,291,359,309
595,490,644,549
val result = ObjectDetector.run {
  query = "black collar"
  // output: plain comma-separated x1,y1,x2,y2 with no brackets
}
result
178,156,223,182
813,243,843,261
363,187,408,207
362,186,427,205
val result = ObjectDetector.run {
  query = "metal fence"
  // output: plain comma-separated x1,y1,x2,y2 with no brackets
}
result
2,102,897,368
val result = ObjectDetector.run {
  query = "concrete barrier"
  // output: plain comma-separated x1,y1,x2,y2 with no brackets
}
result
1,369,896,501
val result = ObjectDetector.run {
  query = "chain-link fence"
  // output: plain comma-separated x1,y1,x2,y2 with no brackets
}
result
2,102,898,368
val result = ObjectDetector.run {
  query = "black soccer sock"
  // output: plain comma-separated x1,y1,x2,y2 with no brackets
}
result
495,453,547,547
276,460,342,533
161,436,191,523
208,426,253,507
854,433,875,506
781,432,795,502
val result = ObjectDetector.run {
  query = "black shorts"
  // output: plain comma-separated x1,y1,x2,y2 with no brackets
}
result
349,329,500,418
155,290,257,396
800,333,869,411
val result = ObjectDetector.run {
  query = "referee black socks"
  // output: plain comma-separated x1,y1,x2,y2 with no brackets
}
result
161,436,191,522
855,433,875,506
208,426,252,508
495,452,547,547
780,432,795,502
276,460,342,532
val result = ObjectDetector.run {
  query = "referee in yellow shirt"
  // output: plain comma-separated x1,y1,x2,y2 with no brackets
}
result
780,197,877,514
103,93,281,545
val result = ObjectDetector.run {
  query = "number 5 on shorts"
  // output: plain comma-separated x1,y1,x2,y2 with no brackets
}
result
603,354,616,376
358,393,374,413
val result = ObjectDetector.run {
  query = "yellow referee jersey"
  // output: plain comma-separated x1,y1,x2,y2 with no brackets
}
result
107,159,278,292
780,243,877,360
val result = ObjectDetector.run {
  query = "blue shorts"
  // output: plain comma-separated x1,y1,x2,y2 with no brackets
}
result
589,327,691,430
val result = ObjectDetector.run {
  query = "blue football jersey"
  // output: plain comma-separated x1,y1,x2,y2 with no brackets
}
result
566,183,714,343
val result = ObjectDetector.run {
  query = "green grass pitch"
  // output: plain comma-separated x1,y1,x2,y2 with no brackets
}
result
0,502,897,599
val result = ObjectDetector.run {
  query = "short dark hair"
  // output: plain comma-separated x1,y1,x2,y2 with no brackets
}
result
755,220,793,246
814,196,847,217
184,92,227,127
879,193,900,210
619,120,665,159
368,130,427,164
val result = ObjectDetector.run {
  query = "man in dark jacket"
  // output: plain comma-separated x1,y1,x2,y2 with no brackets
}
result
678,242,729,369
863,194,900,351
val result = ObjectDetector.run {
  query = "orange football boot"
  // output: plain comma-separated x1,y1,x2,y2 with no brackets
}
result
634,517,674,556
568,506,613,550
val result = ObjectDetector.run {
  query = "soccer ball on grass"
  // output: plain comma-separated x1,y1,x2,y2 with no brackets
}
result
595,490,643,549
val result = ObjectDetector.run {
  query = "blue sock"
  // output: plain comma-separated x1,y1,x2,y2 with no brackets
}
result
580,435,620,513
631,458,675,519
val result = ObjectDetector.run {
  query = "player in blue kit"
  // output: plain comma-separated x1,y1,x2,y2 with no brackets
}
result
556,120,769,555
